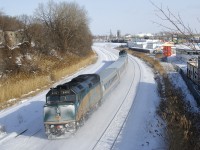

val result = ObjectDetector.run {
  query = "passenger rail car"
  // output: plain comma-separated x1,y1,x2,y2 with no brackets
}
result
43,50,128,139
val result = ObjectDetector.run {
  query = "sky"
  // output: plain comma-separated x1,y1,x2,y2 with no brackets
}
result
0,0,200,35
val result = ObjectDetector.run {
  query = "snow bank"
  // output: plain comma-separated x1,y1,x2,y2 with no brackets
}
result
168,72,199,111
0,124,6,139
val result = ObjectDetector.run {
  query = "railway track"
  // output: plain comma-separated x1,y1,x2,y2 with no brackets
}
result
92,55,142,150
92,46,118,73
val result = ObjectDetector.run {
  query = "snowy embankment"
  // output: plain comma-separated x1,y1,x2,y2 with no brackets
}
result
113,55,166,150
0,42,166,150
162,49,198,107
161,56,199,111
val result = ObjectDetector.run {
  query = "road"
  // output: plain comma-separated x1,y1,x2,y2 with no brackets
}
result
0,43,164,150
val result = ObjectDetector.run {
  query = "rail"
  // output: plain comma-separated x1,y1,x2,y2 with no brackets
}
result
92,55,142,150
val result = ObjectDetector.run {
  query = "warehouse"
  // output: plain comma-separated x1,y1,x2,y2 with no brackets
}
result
187,56,200,87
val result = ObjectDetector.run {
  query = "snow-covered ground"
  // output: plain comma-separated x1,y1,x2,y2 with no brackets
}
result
162,54,199,111
0,42,168,150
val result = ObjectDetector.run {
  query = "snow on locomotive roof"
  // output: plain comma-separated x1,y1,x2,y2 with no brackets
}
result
68,74,100,94
47,74,100,95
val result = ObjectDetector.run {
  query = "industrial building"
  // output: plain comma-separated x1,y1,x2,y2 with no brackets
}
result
187,56,200,87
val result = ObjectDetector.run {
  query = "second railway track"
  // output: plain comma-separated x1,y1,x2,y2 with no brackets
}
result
92,55,142,150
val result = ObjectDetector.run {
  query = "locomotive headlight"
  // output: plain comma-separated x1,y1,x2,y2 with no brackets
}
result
56,125,63,129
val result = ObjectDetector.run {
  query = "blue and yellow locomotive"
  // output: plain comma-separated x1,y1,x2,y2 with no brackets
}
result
43,50,128,139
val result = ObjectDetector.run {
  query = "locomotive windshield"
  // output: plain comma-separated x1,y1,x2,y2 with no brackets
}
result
47,95,76,104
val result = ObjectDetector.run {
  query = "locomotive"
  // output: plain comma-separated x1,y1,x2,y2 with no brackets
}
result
43,50,128,139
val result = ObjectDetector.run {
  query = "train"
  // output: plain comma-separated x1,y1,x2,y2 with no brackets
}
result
43,50,128,139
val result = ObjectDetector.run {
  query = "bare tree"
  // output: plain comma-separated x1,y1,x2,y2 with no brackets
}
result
17,15,33,43
34,0,92,55
0,12,22,31
150,1,200,50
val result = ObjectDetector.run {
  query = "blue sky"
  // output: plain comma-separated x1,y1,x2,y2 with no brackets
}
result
0,0,200,35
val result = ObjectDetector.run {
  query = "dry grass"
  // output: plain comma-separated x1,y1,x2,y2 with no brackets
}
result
0,75,50,109
127,50,166,75
51,53,97,81
0,52,97,109
158,76,200,150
